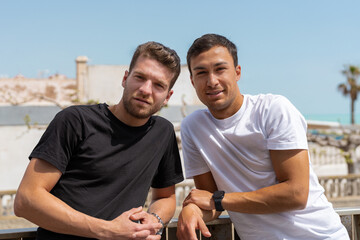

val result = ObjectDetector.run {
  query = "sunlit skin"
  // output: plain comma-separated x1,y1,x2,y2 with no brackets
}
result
109,55,174,127
190,46,243,119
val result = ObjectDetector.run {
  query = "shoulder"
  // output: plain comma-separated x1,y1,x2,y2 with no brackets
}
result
181,108,209,129
60,103,106,117
181,109,214,140
255,94,306,131
261,94,299,115
53,104,106,126
53,105,81,122
245,94,294,115
151,115,175,131
245,93,288,107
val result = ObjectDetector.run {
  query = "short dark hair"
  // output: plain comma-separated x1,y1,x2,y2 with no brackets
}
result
187,34,238,75
129,41,181,90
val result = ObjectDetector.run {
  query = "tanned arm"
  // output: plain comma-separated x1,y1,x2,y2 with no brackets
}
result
14,158,162,240
182,149,309,214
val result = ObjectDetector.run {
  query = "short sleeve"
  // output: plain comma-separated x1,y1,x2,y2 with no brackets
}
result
29,107,83,173
181,115,211,179
151,131,184,188
265,96,308,150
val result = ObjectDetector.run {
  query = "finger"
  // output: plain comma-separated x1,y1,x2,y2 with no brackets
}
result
135,222,163,231
130,211,149,221
177,229,198,240
132,229,151,239
198,220,211,238
145,234,162,240
125,206,143,217
132,227,162,239
176,223,199,240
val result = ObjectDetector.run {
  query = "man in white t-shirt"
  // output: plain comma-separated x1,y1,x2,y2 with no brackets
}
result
176,34,349,240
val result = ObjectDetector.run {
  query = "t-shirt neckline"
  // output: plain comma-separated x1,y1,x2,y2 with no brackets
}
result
207,95,247,129
102,103,152,130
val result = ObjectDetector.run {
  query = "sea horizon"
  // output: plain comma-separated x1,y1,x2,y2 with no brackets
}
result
303,113,360,125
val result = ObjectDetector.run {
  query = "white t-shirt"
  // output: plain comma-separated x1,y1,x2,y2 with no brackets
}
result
181,94,349,240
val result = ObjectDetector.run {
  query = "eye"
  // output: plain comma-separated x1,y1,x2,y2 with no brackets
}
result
134,75,145,80
155,82,165,89
196,71,206,76
216,67,226,72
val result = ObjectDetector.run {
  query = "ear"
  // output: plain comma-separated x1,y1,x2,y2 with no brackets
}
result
162,90,174,106
235,65,241,82
122,70,129,88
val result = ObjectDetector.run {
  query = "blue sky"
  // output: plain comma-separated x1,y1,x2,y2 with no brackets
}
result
1,0,360,120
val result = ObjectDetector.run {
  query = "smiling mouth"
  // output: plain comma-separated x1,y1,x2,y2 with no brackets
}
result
206,90,223,96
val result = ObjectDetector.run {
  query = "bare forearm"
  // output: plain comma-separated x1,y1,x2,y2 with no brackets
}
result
147,196,176,224
223,181,308,214
15,188,107,239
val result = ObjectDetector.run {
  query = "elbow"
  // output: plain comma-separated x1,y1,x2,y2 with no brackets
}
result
14,190,29,218
295,198,307,210
293,188,309,210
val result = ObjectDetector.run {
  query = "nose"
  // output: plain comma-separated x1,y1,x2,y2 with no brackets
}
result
207,73,219,87
138,79,152,96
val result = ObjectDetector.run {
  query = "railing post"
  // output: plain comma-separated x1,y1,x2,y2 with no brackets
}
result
354,213,360,240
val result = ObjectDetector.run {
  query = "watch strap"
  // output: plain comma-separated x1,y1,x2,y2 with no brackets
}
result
213,190,225,212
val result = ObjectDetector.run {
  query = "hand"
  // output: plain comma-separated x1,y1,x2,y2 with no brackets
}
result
176,204,211,240
101,207,162,240
130,211,162,234
183,189,215,211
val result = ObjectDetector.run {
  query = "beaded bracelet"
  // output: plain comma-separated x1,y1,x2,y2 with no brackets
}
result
151,212,164,235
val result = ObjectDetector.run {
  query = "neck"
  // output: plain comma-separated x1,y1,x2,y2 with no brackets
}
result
109,100,149,127
211,93,244,120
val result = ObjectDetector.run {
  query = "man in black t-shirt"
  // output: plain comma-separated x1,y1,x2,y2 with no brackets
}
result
14,42,184,240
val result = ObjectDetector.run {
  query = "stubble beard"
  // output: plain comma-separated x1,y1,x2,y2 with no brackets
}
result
122,88,163,119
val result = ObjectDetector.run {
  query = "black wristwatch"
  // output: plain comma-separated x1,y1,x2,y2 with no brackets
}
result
212,190,225,212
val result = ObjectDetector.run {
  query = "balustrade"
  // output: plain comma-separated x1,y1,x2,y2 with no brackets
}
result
0,191,16,217
1,208,359,240
319,174,360,198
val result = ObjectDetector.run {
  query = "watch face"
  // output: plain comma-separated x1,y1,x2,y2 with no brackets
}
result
214,191,225,199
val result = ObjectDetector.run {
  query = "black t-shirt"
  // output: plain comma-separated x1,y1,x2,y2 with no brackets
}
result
29,103,183,239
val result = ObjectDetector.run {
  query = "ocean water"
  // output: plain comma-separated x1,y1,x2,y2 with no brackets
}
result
303,113,360,125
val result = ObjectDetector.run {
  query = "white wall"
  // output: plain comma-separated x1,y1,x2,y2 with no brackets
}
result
0,126,45,190
86,65,126,105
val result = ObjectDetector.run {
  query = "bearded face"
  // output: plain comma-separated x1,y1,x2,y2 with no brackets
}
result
121,56,174,120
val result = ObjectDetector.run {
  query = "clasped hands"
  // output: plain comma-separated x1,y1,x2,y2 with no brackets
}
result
102,206,162,240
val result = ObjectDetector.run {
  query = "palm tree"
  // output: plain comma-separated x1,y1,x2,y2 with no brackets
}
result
338,65,360,124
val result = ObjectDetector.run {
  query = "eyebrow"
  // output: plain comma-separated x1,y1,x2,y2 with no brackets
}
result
192,61,229,71
133,70,169,87
133,70,145,76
